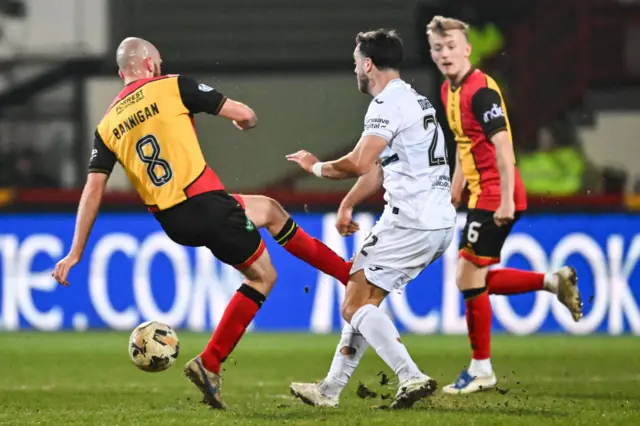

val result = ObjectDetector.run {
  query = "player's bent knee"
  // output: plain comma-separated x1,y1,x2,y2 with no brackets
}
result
265,196,284,212
340,271,387,322
245,268,277,296
456,257,488,291
340,302,360,324
241,251,277,295
264,197,288,229
243,195,288,233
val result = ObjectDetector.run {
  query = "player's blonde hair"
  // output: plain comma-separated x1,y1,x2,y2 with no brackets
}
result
426,16,469,39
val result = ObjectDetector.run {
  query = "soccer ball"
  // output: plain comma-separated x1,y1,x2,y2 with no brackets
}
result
128,320,180,372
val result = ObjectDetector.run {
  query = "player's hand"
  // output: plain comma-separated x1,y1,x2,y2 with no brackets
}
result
52,254,80,287
285,150,319,174
494,201,515,227
232,120,255,131
336,205,360,236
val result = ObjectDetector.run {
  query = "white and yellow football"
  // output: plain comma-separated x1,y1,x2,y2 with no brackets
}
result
128,320,180,372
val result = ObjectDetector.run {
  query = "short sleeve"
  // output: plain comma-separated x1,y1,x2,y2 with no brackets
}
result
177,75,227,115
88,131,117,174
471,87,507,139
362,100,402,142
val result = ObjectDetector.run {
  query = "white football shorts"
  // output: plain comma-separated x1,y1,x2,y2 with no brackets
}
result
350,216,454,293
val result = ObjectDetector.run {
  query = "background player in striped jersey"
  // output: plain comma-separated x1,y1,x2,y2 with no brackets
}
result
427,16,583,394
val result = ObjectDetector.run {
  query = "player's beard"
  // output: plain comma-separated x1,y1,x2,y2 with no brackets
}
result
357,72,370,94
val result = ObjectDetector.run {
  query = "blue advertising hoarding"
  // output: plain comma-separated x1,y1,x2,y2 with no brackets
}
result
0,212,638,334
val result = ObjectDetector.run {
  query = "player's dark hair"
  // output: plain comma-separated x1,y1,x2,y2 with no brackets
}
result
355,29,403,71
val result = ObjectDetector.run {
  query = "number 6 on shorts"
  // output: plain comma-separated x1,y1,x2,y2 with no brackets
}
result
467,221,480,243
459,209,521,267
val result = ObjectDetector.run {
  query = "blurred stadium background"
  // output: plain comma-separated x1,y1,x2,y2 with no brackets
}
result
0,0,639,424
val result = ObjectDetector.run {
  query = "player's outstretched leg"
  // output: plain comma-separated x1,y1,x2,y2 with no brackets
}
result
184,249,277,409
345,271,436,409
486,267,583,321
290,324,369,407
234,194,351,285
443,257,497,395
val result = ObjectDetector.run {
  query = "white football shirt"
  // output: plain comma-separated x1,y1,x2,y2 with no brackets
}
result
361,79,456,230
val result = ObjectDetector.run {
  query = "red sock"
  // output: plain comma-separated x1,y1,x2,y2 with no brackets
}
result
275,218,351,285
200,284,266,373
486,268,545,295
464,288,492,360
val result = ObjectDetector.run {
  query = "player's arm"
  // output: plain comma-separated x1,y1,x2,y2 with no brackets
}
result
177,76,257,130
318,135,388,179
341,162,383,209
491,131,515,206
71,133,115,261
334,163,383,236
68,173,108,261
451,148,465,207
286,135,387,180
53,133,114,286
287,103,399,179
471,87,515,208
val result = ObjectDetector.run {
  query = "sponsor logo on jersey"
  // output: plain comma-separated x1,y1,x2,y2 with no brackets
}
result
115,90,145,115
198,84,214,92
364,117,390,130
417,98,433,111
374,98,384,104
90,149,98,161
483,103,504,123
430,175,451,190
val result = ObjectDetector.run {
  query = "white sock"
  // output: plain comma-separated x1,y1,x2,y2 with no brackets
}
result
350,304,423,383
319,324,369,398
468,358,493,377
544,272,559,293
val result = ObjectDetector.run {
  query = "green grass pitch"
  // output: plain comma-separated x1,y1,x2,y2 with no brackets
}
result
1,333,639,425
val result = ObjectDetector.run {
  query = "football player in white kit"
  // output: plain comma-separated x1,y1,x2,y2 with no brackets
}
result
286,29,456,409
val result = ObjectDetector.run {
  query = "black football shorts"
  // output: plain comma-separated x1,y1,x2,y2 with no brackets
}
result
154,190,264,269
459,208,522,266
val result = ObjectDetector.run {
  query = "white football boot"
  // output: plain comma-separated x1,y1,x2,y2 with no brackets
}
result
389,375,437,409
442,369,497,394
290,381,339,408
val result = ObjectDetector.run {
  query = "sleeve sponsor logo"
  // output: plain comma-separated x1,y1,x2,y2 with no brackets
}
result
483,103,504,123
364,117,390,130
